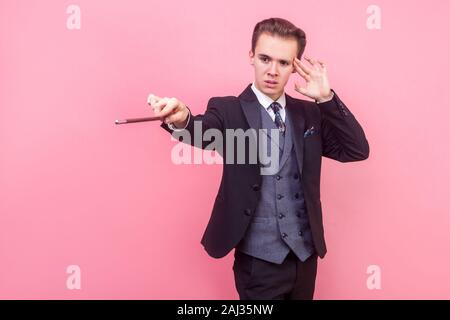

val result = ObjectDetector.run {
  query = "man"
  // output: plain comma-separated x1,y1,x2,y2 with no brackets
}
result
148,17,369,300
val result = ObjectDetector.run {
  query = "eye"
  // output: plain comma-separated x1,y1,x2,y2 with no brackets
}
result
260,57,269,63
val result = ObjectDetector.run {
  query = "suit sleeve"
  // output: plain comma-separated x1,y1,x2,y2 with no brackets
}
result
160,97,224,150
318,90,370,162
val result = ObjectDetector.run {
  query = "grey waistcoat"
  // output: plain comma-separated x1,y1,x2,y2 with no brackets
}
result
235,105,316,264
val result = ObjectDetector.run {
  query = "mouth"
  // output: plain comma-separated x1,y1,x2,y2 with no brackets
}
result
264,80,278,88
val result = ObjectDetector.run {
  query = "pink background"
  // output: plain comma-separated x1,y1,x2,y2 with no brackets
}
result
1,0,450,299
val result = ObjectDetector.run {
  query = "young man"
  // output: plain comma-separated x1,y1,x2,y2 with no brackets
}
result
148,17,369,300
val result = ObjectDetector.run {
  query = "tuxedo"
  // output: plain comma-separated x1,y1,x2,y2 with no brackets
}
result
161,83,369,261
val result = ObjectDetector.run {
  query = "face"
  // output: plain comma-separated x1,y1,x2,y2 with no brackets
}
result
249,32,298,101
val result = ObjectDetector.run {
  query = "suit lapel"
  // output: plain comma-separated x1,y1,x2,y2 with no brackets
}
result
285,94,306,177
278,116,292,171
239,84,261,131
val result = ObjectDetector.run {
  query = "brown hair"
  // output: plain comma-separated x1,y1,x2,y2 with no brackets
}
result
251,17,306,59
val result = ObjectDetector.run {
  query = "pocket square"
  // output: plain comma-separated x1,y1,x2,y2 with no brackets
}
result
304,125,316,138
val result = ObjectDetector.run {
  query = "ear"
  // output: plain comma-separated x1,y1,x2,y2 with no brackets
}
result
249,50,254,65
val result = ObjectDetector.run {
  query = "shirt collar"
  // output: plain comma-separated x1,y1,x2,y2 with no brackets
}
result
251,81,286,111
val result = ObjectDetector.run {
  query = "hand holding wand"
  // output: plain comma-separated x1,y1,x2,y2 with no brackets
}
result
115,93,189,127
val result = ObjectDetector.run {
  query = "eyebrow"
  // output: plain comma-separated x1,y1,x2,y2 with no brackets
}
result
257,54,291,64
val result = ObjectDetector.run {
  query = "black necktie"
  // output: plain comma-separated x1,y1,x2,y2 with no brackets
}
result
269,102,285,134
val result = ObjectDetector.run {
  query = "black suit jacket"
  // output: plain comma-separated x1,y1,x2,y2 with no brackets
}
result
161,83,369,259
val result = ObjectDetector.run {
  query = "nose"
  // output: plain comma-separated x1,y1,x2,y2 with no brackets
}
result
268,62,278,77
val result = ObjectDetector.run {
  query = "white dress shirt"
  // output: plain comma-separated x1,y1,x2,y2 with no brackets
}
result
251,82,286,122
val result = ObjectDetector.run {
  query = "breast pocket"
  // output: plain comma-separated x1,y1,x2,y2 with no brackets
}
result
304,131,322,154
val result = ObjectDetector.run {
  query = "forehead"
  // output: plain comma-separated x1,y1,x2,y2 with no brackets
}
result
255,32,298,59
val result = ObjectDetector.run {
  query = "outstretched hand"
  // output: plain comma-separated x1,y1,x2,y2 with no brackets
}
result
147,94,189,128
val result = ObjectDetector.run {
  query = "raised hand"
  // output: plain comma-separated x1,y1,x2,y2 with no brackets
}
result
293,57,333,103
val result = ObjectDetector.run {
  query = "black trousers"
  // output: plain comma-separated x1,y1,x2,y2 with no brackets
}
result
232,249,318,300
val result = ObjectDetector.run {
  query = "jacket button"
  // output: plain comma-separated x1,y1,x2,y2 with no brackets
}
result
244,209,252,216
251,184,260,191
298,230,303,236
282,233,288,238
277,194,283,200
278,213,285,219
276,175,281,180
295,193,300,199
293,174,299,180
